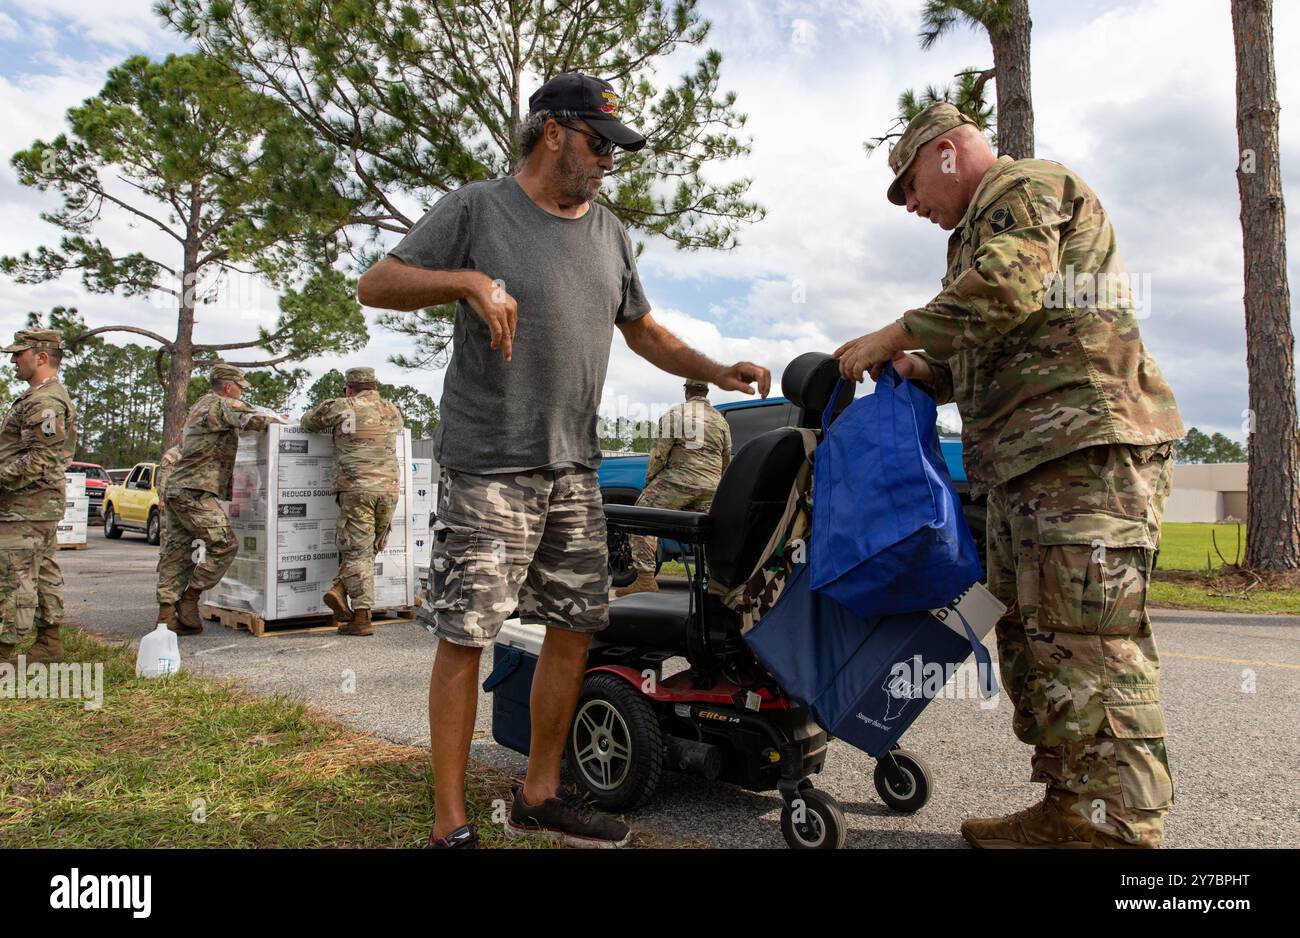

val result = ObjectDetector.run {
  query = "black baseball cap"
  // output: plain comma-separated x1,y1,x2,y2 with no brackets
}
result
528,73,647,152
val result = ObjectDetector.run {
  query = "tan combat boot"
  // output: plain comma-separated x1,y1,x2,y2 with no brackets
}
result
175,589,205,635
24,628,64,664
338,608,373,637
960,793,1148,849
323,582,353,625
158,604,180,632
614,572,659,599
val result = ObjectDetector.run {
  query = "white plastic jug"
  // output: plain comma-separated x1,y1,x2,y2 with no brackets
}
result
136,624,182,678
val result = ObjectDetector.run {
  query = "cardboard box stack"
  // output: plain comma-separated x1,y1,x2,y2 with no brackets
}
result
411,459,434,593
58,472,89,547
204,424,416,621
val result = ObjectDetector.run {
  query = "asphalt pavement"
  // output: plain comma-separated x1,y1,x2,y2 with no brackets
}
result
53,527,1300,849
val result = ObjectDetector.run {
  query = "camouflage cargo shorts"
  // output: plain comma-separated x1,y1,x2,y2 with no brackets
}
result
417,466,610,648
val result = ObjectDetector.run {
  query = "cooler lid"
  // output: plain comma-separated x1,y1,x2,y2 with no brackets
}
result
496,619,546,656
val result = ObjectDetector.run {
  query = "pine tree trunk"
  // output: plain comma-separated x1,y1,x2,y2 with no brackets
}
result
989,0,1034,159
161,238,200,452
1233,0,1300,570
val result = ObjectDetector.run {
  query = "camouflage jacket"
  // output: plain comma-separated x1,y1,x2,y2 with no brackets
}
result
300,390,404,493
903,156,1184,496
0,377,78,521
167,393,276,500
645,399,732,491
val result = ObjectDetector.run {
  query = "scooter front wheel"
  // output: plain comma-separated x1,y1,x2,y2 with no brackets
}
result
780,788,846,850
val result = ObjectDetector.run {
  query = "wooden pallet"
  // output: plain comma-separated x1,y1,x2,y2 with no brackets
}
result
202,603,416,638
57,542,89,551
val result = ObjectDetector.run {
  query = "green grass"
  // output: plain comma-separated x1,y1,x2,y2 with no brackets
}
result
0,629,591,848
1158,523,1250,573
1148,580,1300,615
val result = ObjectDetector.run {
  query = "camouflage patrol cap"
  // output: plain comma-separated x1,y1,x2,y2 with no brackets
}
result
684,380,710,392
210,362,251,389
886,102,977,206
1,328,64,353
346,367,377,387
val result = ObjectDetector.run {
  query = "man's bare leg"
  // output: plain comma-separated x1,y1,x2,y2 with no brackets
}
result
429,639,485,839
521,627,591,805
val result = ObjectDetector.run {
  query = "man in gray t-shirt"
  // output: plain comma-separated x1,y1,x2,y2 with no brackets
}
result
359,72,770,851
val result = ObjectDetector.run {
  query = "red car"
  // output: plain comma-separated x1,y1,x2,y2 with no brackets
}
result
67,461,111,518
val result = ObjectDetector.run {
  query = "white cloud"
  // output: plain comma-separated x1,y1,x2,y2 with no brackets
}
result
1,0,1297,444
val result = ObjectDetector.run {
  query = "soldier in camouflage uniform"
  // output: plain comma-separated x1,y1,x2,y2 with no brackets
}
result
0,329,77,665
615,380,732,597
155,445,181,505
835,103,1184,848
153,444,182,584
156,363,278,635
300,367,404,636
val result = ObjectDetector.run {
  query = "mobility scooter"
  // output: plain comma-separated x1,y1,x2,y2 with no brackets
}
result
555,352,935,849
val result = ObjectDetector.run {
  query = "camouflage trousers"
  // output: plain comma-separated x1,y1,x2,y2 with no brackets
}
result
156,489,239,605
417,466,609,648
629,476,715,574
0,519,63,645
333,491,397,611
986,442,1176,847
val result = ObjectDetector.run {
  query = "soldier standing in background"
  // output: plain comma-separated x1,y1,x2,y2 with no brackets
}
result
156,363,278,635
614,380,731,598
301,367,404,636
0,329,76,664
835,103,1184,848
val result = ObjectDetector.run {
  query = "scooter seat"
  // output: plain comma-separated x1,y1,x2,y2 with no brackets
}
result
599,589,693,655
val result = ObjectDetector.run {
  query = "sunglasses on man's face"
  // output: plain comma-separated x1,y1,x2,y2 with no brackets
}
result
557,121,618,157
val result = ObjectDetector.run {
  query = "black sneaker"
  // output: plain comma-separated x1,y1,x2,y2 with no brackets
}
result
426,824,479,849
506,785,631,849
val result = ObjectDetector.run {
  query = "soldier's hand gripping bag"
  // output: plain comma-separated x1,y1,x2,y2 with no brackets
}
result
809,366,982,618
744,562,1001,756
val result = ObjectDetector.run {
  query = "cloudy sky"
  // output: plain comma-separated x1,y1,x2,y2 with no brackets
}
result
1,0,1297,441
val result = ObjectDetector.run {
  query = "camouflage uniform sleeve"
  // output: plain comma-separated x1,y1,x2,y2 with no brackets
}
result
219,396,275,433
720,416,733,471
901,180,1061,361
910,350,955,405
0,396,72,492
299,400,339,433
645,437,672,484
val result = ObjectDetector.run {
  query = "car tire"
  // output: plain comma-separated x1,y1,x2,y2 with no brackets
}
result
103,506,123,540
603,493,639,589
146,508,162,546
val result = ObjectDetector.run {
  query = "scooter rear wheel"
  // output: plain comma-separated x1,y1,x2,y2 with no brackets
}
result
565,673,664,811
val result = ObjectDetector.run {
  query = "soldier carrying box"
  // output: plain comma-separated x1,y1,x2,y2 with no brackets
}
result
156,363,279,635
300,367,404,636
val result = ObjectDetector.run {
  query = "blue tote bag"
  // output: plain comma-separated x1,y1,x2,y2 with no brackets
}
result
809,364,982,618
744,562,996,757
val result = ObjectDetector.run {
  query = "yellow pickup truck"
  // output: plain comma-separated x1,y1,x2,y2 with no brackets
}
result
102,461,163,545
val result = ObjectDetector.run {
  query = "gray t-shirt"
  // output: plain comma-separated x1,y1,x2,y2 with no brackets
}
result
390,177,651,474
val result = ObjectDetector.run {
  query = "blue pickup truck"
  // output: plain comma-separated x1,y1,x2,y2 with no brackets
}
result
599,395,985,586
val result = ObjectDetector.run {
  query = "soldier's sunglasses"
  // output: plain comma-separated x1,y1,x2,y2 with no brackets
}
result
556,121,618,157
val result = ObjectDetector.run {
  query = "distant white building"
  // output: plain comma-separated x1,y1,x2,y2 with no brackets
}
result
1164,463,1248,523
